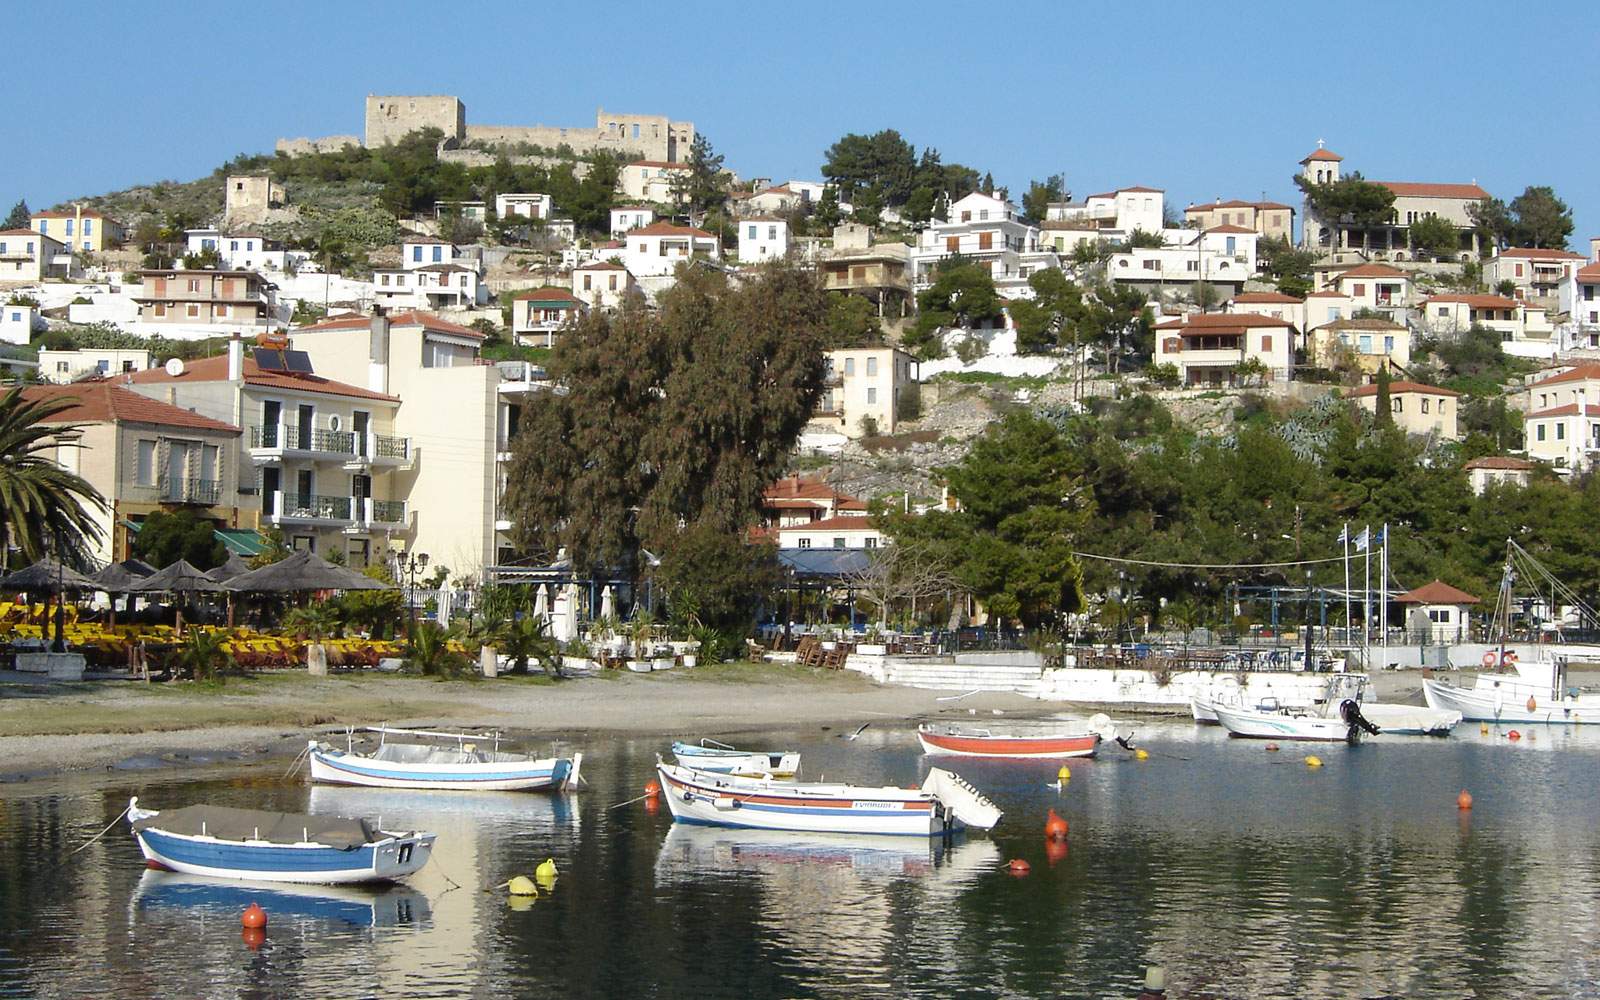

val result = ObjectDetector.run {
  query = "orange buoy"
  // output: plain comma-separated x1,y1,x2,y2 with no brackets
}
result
241,902,267,929
1508,730,1521,741
1044,808,1069,841
1007,858,1031,876
241,926,265,951
1526,696,1538,713
1265,743,1280,752
1456,789,1473,810
644,780,661,797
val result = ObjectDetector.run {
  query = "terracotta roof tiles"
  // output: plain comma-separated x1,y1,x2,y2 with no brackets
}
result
23,383,240,433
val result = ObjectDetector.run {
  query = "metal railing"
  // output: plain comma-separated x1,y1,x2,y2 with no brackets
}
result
374,434,409,460
155,477,221,505
280,493,352,520
371,499,406,523
250,425,357,455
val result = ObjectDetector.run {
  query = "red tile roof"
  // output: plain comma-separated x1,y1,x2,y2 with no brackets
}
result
577,260,627,271
126,353,400,402
1529,363,1600,388
295,310,483,340
1498,247,1584,260
32,208,119,221
1154,313,1296,333
1526,403,1600,419
1300,149,1343,163
514,286,581,304
1395,580,1480,605
1575,263,1600,283
764,475,861,505
1347,381,1459,398
1422,294,1518,309
1305,290,1349,298
1377,181,1491,200
0,228,44,238
1231,292,1303,304
630,222,716,239
1463,456,1535,471
1205,224,1257,235
23,384,240,433
1339,263,1409,279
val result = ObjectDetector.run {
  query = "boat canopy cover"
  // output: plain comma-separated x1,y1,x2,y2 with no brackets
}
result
132,805,381,850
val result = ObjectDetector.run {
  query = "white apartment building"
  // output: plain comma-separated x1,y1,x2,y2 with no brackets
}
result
1420,294,1554,357
372,262,484,311
1153,313,1296,386
1107,226,1258,297
911,192,1060,299
1486,247,1585,305
738,217,791,261
495,193,553,220
1047,186,1165,236
624,222,720,277
610,205,656,236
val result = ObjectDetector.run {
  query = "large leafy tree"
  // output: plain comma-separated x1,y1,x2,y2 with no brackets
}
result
130,509,225,570
904,261,1003,358
668,134,727,222
0,388,108,567
888,412,1091,629
1022,174,1067,223
1408,214,1460,260
1508,186,1573,249
501,265,827,582
1008,268,1088,354
821,130,917,208
1294,172,1396,228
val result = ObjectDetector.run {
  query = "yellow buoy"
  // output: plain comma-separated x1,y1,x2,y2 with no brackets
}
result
535,858,558,890
1305,755,1323,768
507,875,538,897
1479,723,1489,735
1057,765,1071,781
1134,749,1149,761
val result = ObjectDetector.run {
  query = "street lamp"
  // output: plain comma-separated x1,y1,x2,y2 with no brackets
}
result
395,549,429,642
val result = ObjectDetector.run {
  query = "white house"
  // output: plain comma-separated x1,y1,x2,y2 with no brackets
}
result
572,260,637,310
1226,291,1306,332
0,229,68,283
1421,294,1554,357
1486,247,1585,305
0,301,38,345
1395,580,1480,643
184,229,299,273
738,217,791,262
1152,313,1296,386
495,193,553,220
609,205,656,236
1329,263,1412,320
401,239,464,270
1563,256,1600,349
1047,185,1165,236
737,184,804,217
777,515,884,550
911,192,1059,299
373,263,484,310
1463,456,1535,495
1107,226,1258,297
624,222,720,277
37,347,153,382
511,287,585,347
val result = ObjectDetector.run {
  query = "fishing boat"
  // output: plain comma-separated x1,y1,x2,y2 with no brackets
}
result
1423,540,1600,725
308,727,583,792
655,759,1002,836
670,739,800,778
126,797,435,884
1212,675,1381,743
1198,691,1459,736
916,720,1102,758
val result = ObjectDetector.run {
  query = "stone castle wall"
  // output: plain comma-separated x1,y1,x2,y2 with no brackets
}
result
275,135,361,156
364,95,466,147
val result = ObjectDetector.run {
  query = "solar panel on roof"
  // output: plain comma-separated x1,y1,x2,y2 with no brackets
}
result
253,349,284,370
283,350,314,373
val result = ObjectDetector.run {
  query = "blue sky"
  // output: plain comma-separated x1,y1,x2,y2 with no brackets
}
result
12,1,1599,244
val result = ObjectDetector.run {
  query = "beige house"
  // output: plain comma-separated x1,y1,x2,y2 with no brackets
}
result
38,348,154,383
288,310,546,572
31,207,125,253
1153,313,1297,386
133,269,277,332
572,260,637,310
1347,380,1460,439
818,225,910,315
127,336,407,567
1395,580,1480,643
511,287,584,346
0,228,68,283
1308,318,1410,374
618,161,691,202
1463,456,1535,495
1184,200,1294,242
1521,362,1600,472
1487,247,1586,305
1331,263,1412,319
807,347,918,443
25,383,244,567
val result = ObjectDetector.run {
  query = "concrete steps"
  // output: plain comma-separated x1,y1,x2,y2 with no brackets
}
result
879,661,1043,694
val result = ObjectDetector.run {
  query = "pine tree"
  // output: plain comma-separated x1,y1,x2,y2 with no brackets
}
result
2,200,29,230
1375,365,1393,428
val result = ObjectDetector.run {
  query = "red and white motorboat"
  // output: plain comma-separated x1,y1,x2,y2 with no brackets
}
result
916,722,1101,759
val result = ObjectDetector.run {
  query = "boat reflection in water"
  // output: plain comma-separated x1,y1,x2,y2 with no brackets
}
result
306,784,581,835
655,825,998,886
132,869,433,929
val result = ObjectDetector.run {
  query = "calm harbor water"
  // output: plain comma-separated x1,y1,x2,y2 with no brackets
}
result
3,720,1600,999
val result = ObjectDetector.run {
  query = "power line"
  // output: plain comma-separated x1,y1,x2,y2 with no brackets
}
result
1073,551,1344,570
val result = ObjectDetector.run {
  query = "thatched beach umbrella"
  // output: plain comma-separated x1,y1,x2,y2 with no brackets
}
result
204,552,253,583
92,558,155,627
1,557,97,651
128,559,229,634
225,550,392,593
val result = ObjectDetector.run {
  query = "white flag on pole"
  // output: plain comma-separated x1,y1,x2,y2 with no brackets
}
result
1337,524,1348,545
1353,527,1370,552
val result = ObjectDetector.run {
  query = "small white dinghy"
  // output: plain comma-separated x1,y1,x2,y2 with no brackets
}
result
1213,675,1381,743
671,739,800,778
309,727,583,792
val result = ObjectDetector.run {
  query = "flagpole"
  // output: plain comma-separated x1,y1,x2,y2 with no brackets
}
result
1342,522,1351,647
1380,522,1389,669
1363,526,1371,670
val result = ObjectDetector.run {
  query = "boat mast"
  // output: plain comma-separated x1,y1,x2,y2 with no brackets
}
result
1496,538,1513,674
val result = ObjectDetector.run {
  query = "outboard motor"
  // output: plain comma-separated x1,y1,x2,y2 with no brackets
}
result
1339,699,1380,744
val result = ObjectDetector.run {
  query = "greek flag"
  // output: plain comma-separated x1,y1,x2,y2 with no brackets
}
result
1353,527,1370,552
1337,524,1348,545
1374,525,1387,545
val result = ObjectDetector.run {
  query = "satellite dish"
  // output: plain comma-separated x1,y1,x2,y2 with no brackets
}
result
164,358,185,377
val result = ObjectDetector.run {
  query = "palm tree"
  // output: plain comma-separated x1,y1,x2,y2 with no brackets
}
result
0,387,108,568
496,615,561,676
170,629,234,683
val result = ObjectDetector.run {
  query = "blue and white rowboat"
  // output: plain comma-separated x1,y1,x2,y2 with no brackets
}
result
126,797,435,885
308,728,583,792
671,740,799,778
656,759,1002,837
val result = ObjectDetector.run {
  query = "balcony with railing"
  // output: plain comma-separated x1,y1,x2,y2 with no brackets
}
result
140,477,223,505
251,424,354,459
263,491,408,530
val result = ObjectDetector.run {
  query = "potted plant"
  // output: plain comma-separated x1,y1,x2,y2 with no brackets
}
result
625,611,657,672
